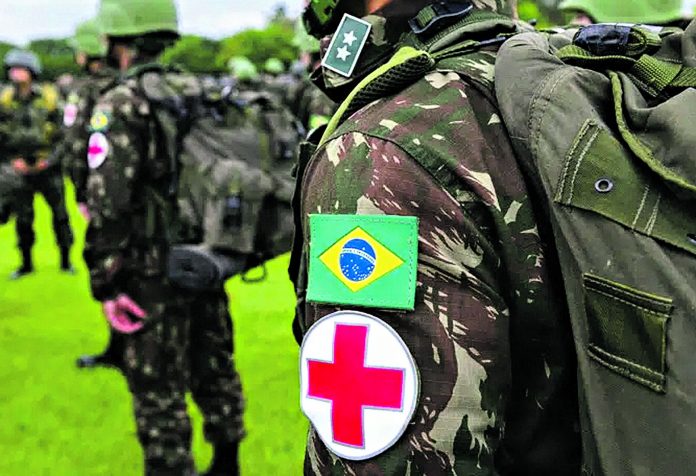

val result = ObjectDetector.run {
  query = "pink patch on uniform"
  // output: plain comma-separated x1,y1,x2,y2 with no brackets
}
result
87,132,109,169
63,104,78,127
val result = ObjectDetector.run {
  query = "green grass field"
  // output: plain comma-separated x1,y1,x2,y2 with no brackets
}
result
0,184,307,475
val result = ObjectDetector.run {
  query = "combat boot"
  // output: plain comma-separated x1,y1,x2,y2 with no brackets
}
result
60,246,75,274
10,248,33,280
202,442,239,476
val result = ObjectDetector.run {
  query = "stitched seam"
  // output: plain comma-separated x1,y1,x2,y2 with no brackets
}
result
588,346,664,392
631,185,650,230
557,120,593,202
584,275,673,308
645,193,661,235
589,344,664,379
529,68,576,170
568,128,600,203
586,287,671,317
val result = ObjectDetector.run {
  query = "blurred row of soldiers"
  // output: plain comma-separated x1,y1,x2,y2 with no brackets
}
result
0,14,334,281
0,2,334,475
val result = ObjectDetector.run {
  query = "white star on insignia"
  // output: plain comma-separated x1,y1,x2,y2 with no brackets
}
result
343,30,358,47
336,45,352,62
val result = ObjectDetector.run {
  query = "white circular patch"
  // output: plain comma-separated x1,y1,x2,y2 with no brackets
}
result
300,310,419,461
87,132,109,169
63,104,78,127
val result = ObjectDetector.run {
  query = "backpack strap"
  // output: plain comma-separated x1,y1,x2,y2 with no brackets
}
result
556,24,696,97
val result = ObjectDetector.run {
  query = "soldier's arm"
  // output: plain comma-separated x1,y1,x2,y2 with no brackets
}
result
302,132,512,473
83,87,149,301
301,73,578,472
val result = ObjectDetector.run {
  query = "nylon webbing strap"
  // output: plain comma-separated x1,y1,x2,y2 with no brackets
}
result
557,45,696,95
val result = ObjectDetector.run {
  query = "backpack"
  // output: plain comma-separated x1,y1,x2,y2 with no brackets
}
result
495,24,696,475
136,66,299,290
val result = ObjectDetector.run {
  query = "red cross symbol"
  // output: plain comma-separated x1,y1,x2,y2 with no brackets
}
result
307,324,405,448
88,143,105,156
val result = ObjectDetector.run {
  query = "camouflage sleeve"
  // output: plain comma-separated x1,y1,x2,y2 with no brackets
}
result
61,89,93,202
300,70,579,474
83,85,150,301
302,134,512,474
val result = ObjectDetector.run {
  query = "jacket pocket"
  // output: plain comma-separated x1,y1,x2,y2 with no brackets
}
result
583,273,673,393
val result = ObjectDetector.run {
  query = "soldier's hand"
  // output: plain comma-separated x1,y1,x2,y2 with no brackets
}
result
11,158,30,175
103,294,148,334
35,159,50,172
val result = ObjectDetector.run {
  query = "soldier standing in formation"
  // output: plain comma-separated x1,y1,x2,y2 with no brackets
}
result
58,18,128,371
0,49,74,279
291,0,581,473
84,0,244,474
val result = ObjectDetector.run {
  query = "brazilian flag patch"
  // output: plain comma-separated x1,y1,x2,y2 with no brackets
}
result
308,214,419,310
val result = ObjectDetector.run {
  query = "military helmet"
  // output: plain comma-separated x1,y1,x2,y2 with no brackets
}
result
303,0,514,38
69,19,107,58
228,56,259,82
4,49,42,76
264,58,285,75
97,0,179,37
559,0,683,24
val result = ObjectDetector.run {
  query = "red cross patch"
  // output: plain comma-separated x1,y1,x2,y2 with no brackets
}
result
63,104,78,127
300,311,419,460
87,132,109,169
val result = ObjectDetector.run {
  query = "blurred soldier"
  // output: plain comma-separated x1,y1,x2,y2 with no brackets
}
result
85,1,244,474
227,56,260,93
291,0,581,474
0,163,21,225
559,0,686,26
63,18,115,223
61,19,126,370
287,20,335,131
0,49,73,279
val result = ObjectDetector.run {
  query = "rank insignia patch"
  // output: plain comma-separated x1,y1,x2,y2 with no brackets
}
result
308,215,418,310
321,14,371,78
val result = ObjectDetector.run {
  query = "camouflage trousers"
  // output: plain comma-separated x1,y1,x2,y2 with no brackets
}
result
121,277,245,475
14,169,73,251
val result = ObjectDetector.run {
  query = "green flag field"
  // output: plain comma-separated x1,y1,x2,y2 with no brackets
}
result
0,184,307,475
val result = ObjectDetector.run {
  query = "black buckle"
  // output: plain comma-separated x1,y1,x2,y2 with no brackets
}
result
409,1,474,35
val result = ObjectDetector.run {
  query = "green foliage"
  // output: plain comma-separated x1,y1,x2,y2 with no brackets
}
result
518,0,566,28
0,183,306,475
161,35,224,74
28,38,80,80
217,22,297,71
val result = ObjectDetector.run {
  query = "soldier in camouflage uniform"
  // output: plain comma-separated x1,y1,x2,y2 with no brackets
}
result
85,1,244,474
291,0,582,473
62,18,117,219
287,21,336,132
0,49,73,279
60,19,127,370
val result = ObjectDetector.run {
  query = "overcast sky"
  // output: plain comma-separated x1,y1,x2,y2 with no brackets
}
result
0,0,304,45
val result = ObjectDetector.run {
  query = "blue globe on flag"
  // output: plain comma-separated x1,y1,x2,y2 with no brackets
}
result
340,239,377,282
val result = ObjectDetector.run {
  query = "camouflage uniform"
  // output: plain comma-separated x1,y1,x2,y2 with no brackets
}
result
61,69,116,204
0,84,73,265
292,2,581,474
287,75,335,132
84,68,245,475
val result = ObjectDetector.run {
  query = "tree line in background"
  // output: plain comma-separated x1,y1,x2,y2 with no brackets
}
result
0,2,564,80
